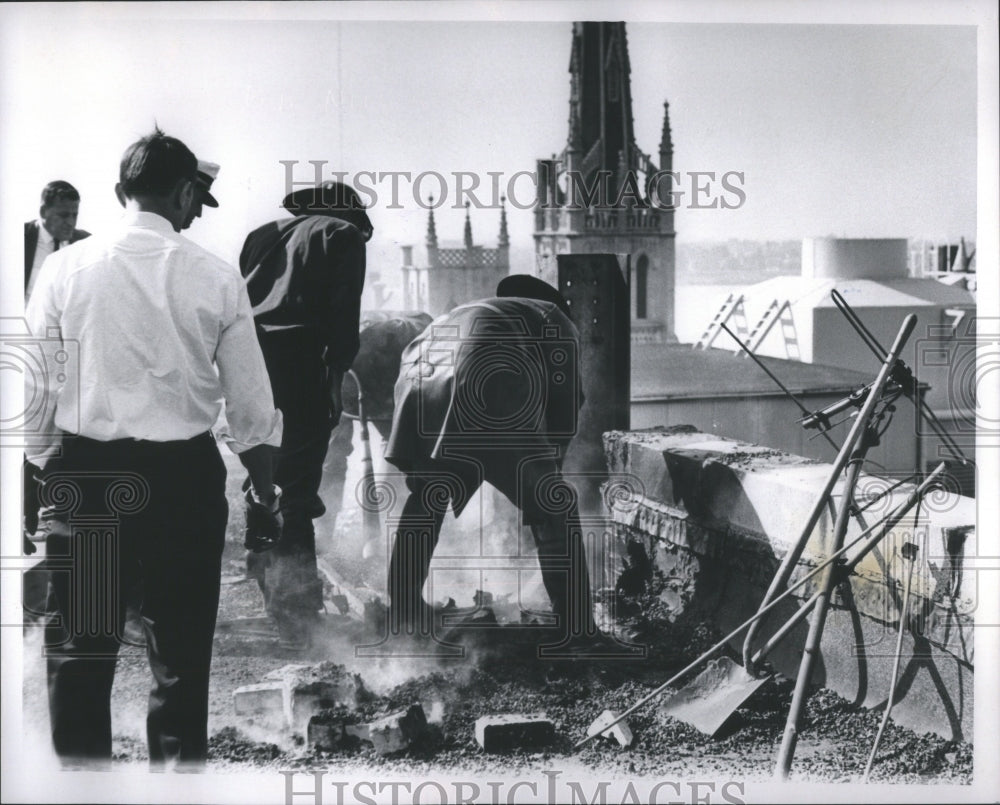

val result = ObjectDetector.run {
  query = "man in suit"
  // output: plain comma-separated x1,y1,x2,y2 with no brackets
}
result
24,180,90,299
383,275,596,641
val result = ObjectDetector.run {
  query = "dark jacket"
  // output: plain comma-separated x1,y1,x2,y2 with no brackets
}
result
341,310,433,422
384,297,584,513
24,221,90,291
239,214,367,372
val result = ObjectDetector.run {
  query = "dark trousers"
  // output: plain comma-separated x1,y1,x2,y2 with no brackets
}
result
387,456,596,637
43,433,227,769
248,328,332,618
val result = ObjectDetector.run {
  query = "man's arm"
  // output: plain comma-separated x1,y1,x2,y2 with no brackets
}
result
215,280,283,457
319,223,367,423
215,277,285,551
237,443,277,506
320,223,367,373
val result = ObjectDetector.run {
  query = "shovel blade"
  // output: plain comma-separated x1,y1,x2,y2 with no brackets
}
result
660,657,770,737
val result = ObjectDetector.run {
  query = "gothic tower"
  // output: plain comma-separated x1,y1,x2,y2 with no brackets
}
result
401,199,511,315
534,21,676,342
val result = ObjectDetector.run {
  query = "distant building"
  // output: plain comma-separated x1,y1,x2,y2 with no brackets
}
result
908,237,976,292
534,21,677,343
400,201,510,316
694,236,978,491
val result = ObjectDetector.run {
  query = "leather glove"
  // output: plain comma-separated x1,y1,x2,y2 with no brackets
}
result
244,485,282,553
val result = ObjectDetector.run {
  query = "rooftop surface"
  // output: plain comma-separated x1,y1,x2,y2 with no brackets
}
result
631,343,878,400
748,276,976,308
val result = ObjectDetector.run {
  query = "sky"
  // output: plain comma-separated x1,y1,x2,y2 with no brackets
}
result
0,3,987,292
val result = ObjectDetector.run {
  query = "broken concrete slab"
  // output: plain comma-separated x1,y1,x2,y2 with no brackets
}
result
263,664,312,682
289,664,368,731
586,709,634,748
474,714,554,752
316,556,381,619
233,682,287,732
306,719,343,751
356,705,428,754
235,662,370,735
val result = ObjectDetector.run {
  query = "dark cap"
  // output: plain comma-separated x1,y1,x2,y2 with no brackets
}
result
496,274,571,319
195,159,220,208
282,180,373,240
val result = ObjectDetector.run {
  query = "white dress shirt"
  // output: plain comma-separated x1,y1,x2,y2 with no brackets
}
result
25,219,57,300
25,210,282,463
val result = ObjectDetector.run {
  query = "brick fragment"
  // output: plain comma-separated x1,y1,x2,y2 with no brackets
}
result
474,714,554,752
368,705,428,754
586,709,634,747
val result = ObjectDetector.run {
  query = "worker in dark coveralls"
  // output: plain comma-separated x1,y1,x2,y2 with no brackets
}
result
24,129,283,769
240,180,368,649
383,275,596,640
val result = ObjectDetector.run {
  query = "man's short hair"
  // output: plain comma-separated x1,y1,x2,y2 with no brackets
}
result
40,180,81,209
119,128,198,198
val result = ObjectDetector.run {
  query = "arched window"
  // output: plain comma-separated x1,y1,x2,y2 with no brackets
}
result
636,255,648,319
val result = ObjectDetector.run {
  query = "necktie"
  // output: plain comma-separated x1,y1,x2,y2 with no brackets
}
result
53,240,61,252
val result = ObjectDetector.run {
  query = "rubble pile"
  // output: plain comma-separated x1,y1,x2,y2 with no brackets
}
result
219,634,973,782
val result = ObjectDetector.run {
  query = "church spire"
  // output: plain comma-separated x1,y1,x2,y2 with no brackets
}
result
498,196,509,248
425,197,438,249
567,22,637,177
463,201,473,249
659,100,673,167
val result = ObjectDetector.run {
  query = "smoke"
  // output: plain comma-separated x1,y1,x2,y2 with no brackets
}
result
20,627,59,771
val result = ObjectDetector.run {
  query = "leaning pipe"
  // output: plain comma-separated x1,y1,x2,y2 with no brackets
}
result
743,314,918,676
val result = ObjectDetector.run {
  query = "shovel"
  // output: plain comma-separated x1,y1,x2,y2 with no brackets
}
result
660,585,825,736
659,656,771,737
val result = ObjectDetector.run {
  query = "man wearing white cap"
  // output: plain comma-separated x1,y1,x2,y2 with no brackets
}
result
183,159,220,229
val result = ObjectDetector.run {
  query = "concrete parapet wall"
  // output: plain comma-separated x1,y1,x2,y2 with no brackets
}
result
603,426,976,741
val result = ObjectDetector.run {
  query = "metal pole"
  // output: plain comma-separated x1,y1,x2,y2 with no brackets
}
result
774,455,864,778
863,542,919,782
743,314,917,675
773,315,919,779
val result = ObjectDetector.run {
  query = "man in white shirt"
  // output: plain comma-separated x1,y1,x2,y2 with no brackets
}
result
24,180,91,300
24,129,283,770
